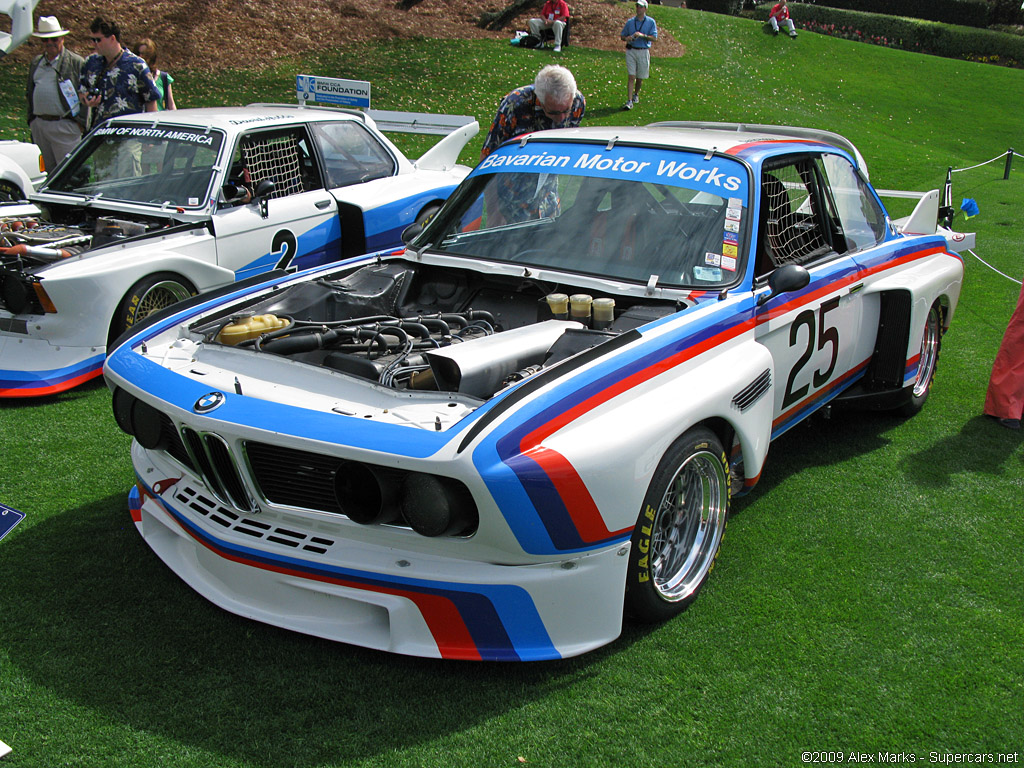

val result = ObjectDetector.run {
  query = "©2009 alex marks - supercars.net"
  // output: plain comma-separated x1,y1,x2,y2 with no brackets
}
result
104,122,969,661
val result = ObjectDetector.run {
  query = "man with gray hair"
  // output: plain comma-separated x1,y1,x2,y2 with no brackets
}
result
25,16,86,173
480,64,585,160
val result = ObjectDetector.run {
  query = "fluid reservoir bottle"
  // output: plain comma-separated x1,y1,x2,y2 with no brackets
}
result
569,294,593,326
217,314,289,345
545,293,569,320
592,297,615,330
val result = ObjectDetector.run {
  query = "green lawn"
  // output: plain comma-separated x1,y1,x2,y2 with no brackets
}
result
1,9,1022,767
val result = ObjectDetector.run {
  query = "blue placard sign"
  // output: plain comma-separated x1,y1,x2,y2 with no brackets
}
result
0,502,25,542
296,74,370,109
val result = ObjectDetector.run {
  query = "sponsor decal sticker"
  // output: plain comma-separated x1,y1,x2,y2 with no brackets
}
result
705,252,721,267
693,266,723,282
721,254,738,272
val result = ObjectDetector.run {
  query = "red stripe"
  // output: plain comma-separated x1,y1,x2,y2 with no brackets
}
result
0,367,102,398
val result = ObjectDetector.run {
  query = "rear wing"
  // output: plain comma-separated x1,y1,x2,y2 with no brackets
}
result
877,187,976,253
0,0,39,56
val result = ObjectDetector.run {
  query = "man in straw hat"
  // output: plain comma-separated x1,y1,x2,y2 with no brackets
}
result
25,15,86,174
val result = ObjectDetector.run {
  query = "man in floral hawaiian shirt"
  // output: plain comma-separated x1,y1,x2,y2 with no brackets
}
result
479,65,585,223
79,16,160,177
79,17,159,126
480,65,585,161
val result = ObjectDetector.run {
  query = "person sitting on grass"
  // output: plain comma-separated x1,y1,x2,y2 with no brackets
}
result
768,0,798,39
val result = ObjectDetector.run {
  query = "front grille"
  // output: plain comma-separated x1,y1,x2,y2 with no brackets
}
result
158,413,194,471
245,441,343,514
180,427,254,512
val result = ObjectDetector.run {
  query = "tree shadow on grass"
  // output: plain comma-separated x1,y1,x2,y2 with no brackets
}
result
0,492,655,766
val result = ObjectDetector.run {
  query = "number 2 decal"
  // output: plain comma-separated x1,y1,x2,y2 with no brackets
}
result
272,230,298,271
781,296,841,410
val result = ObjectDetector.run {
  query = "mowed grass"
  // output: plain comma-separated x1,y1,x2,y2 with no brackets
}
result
1,9,1023,767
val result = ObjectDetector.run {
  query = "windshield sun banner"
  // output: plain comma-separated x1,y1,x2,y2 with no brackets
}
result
473,141,750,199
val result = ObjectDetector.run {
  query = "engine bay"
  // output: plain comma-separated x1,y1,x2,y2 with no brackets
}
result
191,259,685,399
0,207,176,270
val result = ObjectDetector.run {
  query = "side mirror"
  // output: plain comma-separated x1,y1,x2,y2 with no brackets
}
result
254,178,276,219
757,263,810,306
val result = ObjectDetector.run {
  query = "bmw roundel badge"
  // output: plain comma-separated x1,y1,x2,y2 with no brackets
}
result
194,391,226,414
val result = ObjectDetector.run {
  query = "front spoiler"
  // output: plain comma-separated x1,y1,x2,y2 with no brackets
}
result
0,333,104,397
128,444,631,661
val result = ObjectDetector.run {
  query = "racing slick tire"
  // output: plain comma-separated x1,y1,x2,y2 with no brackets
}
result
0,180,25,203
897,301,942,417
111,273,196,343
416,203,442,228
625,426,730,622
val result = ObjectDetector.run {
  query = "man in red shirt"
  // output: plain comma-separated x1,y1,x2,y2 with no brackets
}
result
529,0,570,52
768,0,798,38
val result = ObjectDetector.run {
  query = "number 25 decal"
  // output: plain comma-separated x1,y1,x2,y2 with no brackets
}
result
782,296,841,410
272,230,298,271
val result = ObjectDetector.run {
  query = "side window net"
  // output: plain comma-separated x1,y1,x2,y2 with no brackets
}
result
760,162,830,270
241,133,305,199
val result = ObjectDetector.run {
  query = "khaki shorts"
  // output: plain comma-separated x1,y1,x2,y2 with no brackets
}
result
625,47,651,79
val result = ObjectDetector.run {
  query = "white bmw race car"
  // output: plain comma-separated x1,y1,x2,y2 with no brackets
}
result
1,104,477,396
104,123,966,660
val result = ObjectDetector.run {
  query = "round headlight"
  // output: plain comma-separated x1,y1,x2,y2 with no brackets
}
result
400,473,477,537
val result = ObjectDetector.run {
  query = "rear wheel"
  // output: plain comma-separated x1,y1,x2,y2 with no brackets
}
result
897,302,942,416
111,273,195,343
625,426,730,622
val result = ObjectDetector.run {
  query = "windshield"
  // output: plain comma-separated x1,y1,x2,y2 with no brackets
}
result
45,123,225,208
423,141,751,289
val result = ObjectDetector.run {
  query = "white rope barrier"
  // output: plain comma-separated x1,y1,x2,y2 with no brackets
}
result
950,153,1011,173
967,249,1022,285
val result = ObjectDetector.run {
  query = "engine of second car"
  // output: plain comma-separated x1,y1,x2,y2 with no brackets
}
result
192,259,682,399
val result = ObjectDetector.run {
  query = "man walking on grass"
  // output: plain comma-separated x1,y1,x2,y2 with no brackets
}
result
621,0,657,110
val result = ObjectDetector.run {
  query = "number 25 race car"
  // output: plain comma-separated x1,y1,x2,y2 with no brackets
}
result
104,123,967,661
1,104,477,397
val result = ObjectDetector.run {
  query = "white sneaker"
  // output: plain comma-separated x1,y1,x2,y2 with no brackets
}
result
553,44,561,52
623,100,633,110
631,93,640,105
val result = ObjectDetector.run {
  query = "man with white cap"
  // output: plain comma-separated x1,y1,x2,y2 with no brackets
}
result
25,16,86,174
620,0,657,111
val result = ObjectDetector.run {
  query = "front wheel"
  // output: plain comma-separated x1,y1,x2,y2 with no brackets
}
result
625,426,730,622
0,180,26,203
897,302,942,417
110,273,195,343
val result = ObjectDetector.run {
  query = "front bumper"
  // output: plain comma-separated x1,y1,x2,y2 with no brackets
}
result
129,443,630,661
0,332,104,397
